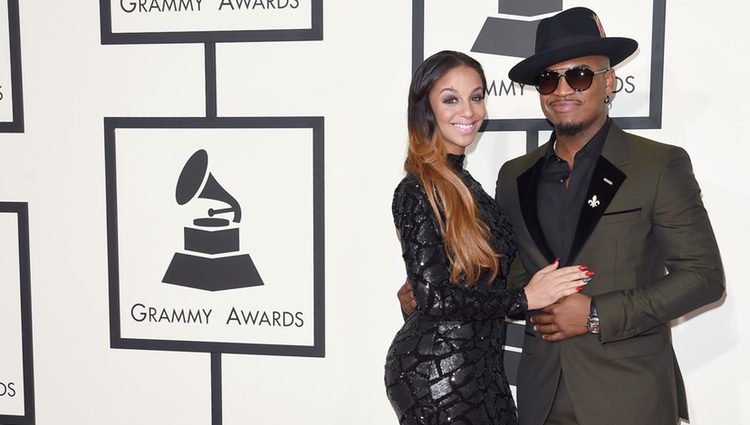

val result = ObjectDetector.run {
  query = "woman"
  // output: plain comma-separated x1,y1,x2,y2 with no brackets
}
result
384,51,590,424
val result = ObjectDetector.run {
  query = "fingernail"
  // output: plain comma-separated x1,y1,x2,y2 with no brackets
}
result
533,326,538,331
553,257,560,264
579,265,588,271
576,286,584,291
585,271,595,277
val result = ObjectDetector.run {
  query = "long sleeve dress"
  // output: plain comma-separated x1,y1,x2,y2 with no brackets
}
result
384,154,526,425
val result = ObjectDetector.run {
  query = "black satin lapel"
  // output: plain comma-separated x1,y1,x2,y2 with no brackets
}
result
568,157,627,263
517,158,556,262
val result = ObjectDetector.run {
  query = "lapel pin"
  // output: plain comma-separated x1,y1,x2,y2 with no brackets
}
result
588,195,601,208
603,177,613,185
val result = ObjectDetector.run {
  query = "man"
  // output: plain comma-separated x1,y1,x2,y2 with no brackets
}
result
399,7,724,425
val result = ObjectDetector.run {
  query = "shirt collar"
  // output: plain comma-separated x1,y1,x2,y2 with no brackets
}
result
543,118,612,165
446,153,465,171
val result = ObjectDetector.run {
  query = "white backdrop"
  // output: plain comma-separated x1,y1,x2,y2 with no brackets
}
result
0,1,748,424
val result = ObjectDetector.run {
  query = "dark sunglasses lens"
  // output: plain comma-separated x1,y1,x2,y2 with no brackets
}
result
536,72,559,95
565,68,595,91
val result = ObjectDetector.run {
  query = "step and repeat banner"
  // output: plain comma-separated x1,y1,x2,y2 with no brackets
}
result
102,0,320,42
106,117,324,357
0,203,33,425
0,0,745,424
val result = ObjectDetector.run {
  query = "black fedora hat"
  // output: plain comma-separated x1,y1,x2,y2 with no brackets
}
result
508,7,638,85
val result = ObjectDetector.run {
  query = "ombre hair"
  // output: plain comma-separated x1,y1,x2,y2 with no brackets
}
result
405,50,498,285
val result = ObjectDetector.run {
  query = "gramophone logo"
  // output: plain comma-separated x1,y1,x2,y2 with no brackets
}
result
472,0,562,58
162,149,264,291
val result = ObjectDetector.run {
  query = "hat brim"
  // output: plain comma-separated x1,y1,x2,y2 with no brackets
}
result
508,38,638,85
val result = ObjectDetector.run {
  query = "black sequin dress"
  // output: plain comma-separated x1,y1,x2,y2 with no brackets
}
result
385,154,525,425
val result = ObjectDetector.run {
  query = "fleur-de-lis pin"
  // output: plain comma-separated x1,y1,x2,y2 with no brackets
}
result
588,195,600,208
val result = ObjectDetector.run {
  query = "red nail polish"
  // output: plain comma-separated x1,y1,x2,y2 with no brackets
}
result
553,257,560,264
579,265,588,271
585,271,595,277
576,286,584,291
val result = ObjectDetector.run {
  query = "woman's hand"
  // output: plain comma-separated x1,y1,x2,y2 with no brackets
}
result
524,260,593,310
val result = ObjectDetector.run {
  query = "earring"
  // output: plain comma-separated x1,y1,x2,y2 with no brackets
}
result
604,95,611,104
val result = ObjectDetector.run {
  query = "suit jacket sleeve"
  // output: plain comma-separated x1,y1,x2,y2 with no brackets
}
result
594,147,725,343
496,162,533,291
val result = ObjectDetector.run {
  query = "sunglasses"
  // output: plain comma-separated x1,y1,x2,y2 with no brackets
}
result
535,67,610,95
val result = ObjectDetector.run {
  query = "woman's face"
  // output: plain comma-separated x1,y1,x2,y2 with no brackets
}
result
428,65,486,155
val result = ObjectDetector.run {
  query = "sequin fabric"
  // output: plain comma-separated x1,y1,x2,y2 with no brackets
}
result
385,154,524,425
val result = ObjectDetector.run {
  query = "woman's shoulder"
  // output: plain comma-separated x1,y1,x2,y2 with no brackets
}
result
393,173,423,197
392,173,430,220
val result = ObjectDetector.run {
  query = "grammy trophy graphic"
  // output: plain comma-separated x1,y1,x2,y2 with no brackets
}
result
162,149,264,291
473,0,563,58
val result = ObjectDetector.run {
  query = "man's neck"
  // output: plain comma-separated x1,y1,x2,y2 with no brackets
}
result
554,116,608,167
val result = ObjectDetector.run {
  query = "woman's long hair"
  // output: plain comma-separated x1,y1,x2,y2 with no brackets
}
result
406,50,498,285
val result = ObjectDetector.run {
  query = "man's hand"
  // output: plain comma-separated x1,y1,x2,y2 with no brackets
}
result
397,280,416,315
530,293,591,342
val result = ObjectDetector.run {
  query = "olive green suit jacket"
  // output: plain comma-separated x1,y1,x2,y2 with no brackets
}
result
495,123,724,425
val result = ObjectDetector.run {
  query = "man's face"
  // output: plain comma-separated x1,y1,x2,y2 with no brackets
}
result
538,55,614,137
